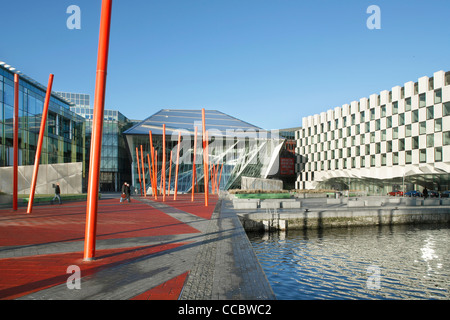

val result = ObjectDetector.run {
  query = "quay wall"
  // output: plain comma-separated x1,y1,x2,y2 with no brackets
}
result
238,207,450,231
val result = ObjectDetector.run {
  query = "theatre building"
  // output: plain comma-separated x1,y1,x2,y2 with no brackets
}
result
295,70,450,195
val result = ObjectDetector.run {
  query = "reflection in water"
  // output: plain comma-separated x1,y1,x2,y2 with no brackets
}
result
248,224,450,300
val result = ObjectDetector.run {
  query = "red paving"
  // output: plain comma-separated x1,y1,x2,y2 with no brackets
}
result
0,194,218,300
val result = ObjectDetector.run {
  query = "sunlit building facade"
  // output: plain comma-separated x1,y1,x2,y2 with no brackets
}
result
0,62,85,172
295,70,450,194
124,109,284,194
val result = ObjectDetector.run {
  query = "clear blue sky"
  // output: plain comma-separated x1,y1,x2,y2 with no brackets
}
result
1,0,450,130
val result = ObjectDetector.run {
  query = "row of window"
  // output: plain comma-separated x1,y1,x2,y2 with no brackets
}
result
299,147,444,175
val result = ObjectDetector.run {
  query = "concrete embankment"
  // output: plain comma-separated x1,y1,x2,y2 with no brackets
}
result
231,196,450,231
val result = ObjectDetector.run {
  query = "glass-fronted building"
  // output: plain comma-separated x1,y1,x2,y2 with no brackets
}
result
56,92,133,192
124,109,284,194
0,62,85,172
295,70,450,195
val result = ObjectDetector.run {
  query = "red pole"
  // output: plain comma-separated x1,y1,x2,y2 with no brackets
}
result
174,131,181,200
149,131,156,198
168,151,172,196
12,74,19,211
162,124,166,201
27,74,54,214
191,126,197,202
152,147,157,199
140,145,146,197
147,153,153,193
202,109,208,206
84,0,113,261
136,147,142,196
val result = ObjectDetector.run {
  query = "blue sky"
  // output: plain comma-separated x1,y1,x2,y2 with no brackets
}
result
1,0,449,129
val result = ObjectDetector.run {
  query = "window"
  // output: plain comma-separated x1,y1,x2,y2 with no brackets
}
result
371,108,375,120
444,131,450,145
419,149,426,163
434,89,442,104
381,154,386,166
387,116,392,128
419,122,427,135
398,114,404,126
444,102,450,116
399,138,405,151
427,134,434,148
376,120,380,130
427,106,434,120
406,151,412,164
405,124,411,137
361,156,366,167
392,102,398,114
412,110,419,123
435,118,442,132
376,143,381,153
393,152,399,165
413,136,419,149
405,98,412,111
381,130,386,141
435,147,442,162
371,155,375,167
381,105,386,117
387,141,392,152
393,127,398,139
419,93,426,108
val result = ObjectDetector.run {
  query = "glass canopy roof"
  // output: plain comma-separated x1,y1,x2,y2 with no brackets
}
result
123,109,265,137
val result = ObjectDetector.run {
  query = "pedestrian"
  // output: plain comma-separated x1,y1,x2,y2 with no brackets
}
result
120,182,131,203
423,187,428,199
51,183,62,205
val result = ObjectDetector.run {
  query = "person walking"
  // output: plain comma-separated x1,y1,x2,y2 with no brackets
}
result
120,182,131,203
423,187,428,199
51,183,62,205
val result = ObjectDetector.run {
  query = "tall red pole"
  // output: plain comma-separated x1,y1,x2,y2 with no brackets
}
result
136,147,142,196
13,74,19,211
84,0,113,261
174,131,181,200
168,151,172,196
146,153,152,195
191,126,197,202
162,124,166,201
27,74,54,214
140,145,146,197
152,147,157,199
149,131,156,198
218,163,223,193
202,109,208,206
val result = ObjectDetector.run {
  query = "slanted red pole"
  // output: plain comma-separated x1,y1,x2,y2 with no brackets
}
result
147,153,153,193
202,109,208,206
13,74,19,211
149,131,156,198
27,74,54,214
162,124,166,201
136,147,143,196
152,147,157,199
174,131,181,200
191,126,197,202
84,0,113,261
168,151,172,196
140,145,146,197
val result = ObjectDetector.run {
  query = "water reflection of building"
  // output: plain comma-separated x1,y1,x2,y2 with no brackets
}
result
56,92,133,192
296,70,450,194
123,109,285,193
0,62,85,176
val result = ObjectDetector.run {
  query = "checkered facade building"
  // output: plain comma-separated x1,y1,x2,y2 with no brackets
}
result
295,70,450,191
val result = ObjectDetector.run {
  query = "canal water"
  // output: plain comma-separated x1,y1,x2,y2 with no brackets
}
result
247,223,450,300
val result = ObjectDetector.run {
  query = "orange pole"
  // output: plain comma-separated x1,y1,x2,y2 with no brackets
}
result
136,147,142,196
155,152,160,196
168,151,172,196
149,131,156,198
147,153,153,193
152,147,157,199
13,74,19,211
174,131,181,200
84,0,113,261
202,109,208,206
191,126,197,201
140,145,146,197
27,74,54,214
162,124,166,201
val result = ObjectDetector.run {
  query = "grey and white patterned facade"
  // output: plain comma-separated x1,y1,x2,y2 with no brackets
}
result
295,70,450,194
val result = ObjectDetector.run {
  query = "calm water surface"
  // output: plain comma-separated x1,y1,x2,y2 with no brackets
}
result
247,223,450,300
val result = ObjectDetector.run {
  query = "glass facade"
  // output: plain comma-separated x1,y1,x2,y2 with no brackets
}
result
124,109,284,194
0,64,85,174
56,91,133,192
